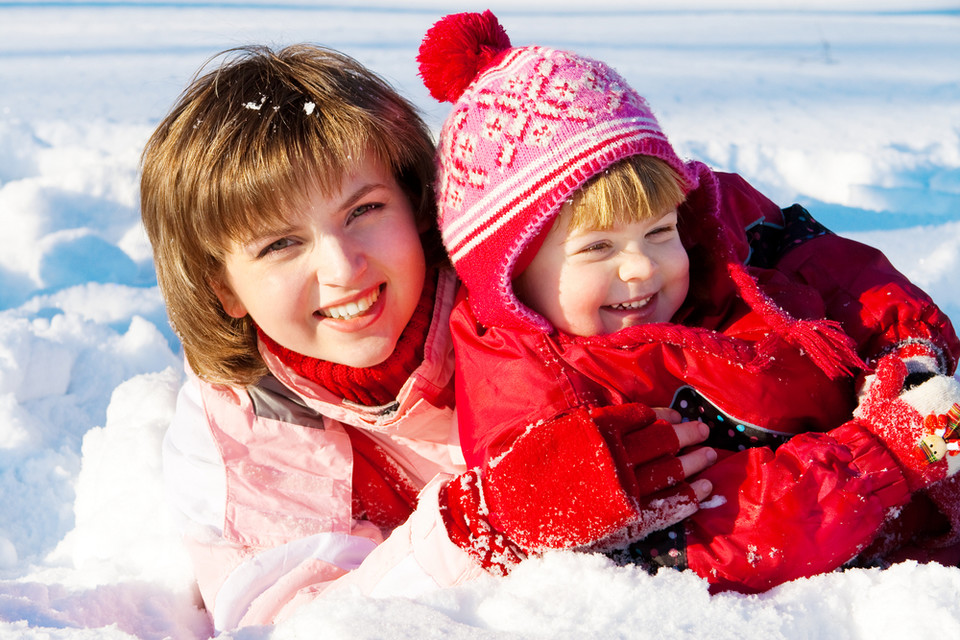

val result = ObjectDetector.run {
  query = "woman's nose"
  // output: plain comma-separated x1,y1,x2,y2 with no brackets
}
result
314,235,368,285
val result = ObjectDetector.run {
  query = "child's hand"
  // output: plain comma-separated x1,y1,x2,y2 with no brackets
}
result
854,354,960,490
592,404,716,507
650,407,715,503
440,403,715,573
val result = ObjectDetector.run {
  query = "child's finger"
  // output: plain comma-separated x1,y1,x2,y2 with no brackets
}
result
690,478,713,502
674,420,709,449
630,442,716,495
633,456,685,495
652,407,682,424
619,419,681,464
680,446,718,479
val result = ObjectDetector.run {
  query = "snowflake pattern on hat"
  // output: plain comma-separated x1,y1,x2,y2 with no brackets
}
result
438,47,663,226
440,49,631,221
470,55,635,168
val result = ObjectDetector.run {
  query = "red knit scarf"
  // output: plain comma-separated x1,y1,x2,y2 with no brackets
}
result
258,272,437,406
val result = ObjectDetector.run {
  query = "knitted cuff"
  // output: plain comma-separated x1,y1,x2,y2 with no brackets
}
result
439,470,527,576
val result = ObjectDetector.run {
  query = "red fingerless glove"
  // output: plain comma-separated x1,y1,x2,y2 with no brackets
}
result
854,354,960,491
439,404,700,574
588,403,702,549
589,403,686,498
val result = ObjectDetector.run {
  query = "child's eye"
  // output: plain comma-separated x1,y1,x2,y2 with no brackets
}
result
647,224,678,239
576,240,612,254
257,237,296,258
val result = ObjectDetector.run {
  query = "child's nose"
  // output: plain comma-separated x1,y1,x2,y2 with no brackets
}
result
618,250,656,281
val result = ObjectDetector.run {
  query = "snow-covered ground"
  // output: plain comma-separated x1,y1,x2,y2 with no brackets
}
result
0,2,958,638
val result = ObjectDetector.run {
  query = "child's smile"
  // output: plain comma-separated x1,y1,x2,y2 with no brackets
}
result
606,296,653,311
602,293,659,324
514,206,689,337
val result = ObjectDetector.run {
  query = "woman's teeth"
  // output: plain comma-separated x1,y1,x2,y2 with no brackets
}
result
318,288,380,319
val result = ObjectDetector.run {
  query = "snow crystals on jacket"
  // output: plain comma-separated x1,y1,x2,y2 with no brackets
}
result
451,167,960,593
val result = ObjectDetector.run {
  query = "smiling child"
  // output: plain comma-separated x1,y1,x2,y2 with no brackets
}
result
419,10,960,591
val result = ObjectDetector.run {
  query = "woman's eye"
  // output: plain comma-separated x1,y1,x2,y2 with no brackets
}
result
257,237,295,258
349,202,383,219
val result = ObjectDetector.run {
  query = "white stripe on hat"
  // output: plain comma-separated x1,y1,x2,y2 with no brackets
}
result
445,122,668,263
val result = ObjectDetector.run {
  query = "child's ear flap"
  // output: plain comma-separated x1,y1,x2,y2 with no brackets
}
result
209,275,248,319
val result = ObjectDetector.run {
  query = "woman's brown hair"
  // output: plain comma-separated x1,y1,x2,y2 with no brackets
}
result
140,44,439,386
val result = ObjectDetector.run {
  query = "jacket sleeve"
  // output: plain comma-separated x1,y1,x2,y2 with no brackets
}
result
449,291,585,469
726,173,960,555
712,172,960,372
684,420,911,593
773,229,959,372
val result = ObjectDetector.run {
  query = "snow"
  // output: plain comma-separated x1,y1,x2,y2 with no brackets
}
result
0,2,958,638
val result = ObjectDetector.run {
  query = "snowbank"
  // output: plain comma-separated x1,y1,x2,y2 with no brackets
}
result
0,3,958,638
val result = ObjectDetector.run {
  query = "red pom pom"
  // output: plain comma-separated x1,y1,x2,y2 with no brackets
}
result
417,10,511,103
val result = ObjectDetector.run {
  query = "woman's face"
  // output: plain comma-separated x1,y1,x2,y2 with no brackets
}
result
213,154,426,367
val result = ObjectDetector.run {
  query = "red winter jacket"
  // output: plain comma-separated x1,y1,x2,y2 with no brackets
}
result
452,167,960,592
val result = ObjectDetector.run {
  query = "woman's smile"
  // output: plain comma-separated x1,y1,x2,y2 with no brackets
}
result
315,284,384,320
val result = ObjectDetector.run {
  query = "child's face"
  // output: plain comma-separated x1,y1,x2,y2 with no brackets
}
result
213,154,427,368
513,204,689,336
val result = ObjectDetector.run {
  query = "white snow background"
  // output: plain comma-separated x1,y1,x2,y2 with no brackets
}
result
1,1,959,638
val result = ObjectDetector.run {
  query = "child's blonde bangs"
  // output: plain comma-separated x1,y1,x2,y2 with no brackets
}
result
569,156,686,232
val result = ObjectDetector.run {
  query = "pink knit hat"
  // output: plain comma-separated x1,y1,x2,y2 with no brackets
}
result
419,10,698,332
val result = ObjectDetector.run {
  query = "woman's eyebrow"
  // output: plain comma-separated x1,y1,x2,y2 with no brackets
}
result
338,182,387,210
237,222,298,254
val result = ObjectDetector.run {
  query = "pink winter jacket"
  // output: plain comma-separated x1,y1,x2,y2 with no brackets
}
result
162,268,477,631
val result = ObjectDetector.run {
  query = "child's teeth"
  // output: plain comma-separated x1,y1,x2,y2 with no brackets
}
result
612,297,651,310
